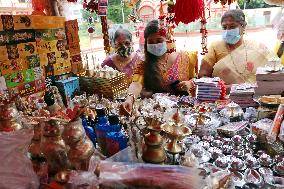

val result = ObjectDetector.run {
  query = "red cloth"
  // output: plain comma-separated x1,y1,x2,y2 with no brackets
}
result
174,0,204,24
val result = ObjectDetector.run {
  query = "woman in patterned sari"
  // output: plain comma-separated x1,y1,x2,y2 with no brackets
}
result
102,28,142,84
199,9,273,86
120,20,198,115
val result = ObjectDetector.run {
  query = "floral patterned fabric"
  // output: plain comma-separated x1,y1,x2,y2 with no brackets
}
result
203,40,273,85
132,51,198,90
102,52,142,84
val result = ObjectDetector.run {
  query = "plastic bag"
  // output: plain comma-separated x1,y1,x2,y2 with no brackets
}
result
96,161,204,189
278,120,284,142
66,171,99,189
0,129,39,189
105,147,140,163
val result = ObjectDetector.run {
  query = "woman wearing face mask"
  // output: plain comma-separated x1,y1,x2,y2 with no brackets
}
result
102,28,142,83
120,20,198,115
199,9,273,86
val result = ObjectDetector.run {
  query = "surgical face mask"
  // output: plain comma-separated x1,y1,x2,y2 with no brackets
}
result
147,42,167,56
222,28,241,45
115,46,133,58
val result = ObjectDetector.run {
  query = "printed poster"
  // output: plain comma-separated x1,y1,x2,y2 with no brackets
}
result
18,42,37,58
13,15,33,30
68,42,81,55
35,28,66,41
39,54,48,66
6,44,19,59
23,69,35,83
36,40,57,54
0,59,28,75
26,54,40,68
65,20,80,43
33,67,44,80
33,16,65,29
35,78,46,92
18,81,36,96
4,69,35,88
1,15,14,31
0,46,8,61
4,71,25,88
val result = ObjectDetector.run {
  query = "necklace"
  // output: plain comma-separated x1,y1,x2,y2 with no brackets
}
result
158,54,170,73
226,42,248,81
113,55,132,70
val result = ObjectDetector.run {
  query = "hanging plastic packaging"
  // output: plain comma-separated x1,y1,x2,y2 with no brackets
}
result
0,129,39,189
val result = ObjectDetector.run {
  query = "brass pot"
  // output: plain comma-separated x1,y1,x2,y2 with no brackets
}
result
0,119,22,132
28,140,43,158
41,118,64,137
144,129,163,146
68,138,94,170
62,119,85,146
142,143,166,164
142,128,166,164
41,136,70,175
0,103,18,121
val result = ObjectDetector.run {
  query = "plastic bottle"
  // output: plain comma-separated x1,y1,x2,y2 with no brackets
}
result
81,115,96,147
95,107,109,156
106,114,128,157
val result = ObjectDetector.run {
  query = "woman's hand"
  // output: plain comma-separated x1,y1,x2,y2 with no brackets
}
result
176,80,195,92
119,96,134,116
141,89,153,99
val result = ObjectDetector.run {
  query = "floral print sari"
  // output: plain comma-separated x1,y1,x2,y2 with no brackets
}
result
203,40,273,85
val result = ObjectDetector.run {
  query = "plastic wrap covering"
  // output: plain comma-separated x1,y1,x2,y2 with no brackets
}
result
0,129,39,189
66,171,99,189
93,161,204,189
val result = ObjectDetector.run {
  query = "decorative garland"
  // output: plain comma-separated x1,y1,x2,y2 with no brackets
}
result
166,0,176,53
158,1,167,37
200,1,210,55
214,0,236,5
158,0,176,53
82,0,111,55
101,16,111,55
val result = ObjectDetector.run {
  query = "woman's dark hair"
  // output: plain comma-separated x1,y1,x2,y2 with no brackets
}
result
143,20,168,92
113,28,132,43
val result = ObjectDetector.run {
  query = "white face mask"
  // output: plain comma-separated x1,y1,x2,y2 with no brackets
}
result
147,42,167,56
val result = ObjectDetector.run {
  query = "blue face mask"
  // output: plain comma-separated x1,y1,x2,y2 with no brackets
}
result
222,28,241,45
147,42,167,56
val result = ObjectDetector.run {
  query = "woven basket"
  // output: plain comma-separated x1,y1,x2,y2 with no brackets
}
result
80,74,128,99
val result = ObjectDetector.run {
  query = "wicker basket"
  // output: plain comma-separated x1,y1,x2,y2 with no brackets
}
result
79,73,128,99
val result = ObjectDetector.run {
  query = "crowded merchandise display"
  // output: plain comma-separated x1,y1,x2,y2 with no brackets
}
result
2,0,284,188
